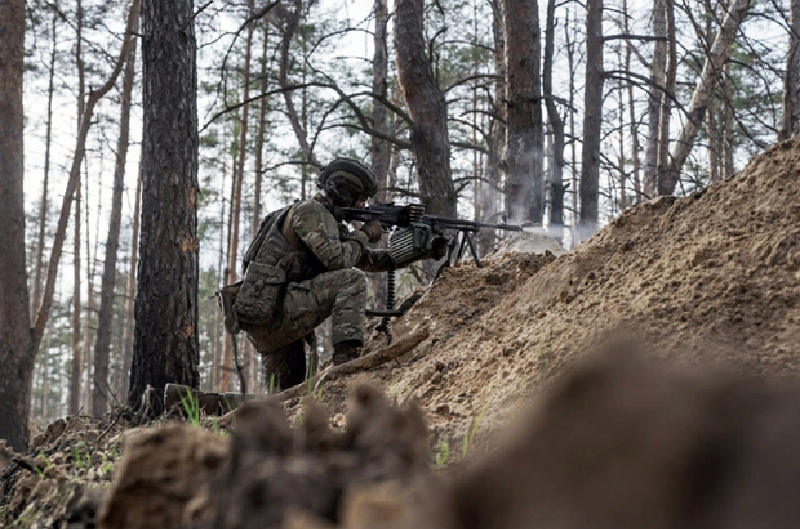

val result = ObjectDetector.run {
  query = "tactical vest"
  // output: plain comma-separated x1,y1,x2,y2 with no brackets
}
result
234,202,326,325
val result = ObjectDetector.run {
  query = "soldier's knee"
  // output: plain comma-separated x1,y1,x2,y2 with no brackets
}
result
340,267,367,290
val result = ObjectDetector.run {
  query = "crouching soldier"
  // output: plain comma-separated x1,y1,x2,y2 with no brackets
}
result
225,158,395,389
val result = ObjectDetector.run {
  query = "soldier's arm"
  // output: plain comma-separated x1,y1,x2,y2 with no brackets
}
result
356,249,395,273
292,201,367,270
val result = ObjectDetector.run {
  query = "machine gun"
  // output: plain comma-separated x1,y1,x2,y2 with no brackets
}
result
330,202,523,343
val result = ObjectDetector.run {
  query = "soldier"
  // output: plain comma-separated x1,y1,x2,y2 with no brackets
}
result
229,158,394,389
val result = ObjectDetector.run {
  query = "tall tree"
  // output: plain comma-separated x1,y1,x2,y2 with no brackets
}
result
780,0,800,140
373,0,391,201
656,0,676,194
70,0,86,416
93,0,140,415
544,0,566,224
395,0,456,216
119,166,142,399
221,0,255,393
250,17,270,394
623,0,641,203
27,0,135,422
661,0,752,195
130,0,200,411
33,11,59,322
504,0,544,224
644,0,667,199
0,0,34,452
579,0,605,229
478,0,506,255
566,7,578,225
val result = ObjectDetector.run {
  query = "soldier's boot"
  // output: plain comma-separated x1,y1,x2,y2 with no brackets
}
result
332,340,361,366
263,339,307,390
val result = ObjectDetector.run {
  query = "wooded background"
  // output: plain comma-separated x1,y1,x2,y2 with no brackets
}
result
1,0,798,450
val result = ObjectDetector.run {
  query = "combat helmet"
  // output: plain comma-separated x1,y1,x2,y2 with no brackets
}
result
317,157,378,207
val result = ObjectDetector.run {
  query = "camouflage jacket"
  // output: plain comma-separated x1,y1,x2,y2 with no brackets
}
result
243,196,393,283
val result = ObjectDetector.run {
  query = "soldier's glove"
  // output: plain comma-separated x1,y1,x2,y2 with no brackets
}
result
360,219,384,243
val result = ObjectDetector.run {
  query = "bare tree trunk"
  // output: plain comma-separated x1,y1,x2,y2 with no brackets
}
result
93,1,139,415
373,0,390,200
221,155,237,392
33,0,134,367
119,164,141,399
643,0,666,199
662,0,752,195
722,61,735,178
250,17,269,394
41,340,49,421
33,13,58,322
479,0,505,254
544,0,566,226
705,0,719,183
83,154,93,414
657,0,676,195
504,0,544,224
130,0,200,412
617,51,626,212
623,0,641,203
214,164,228,392
566,8,578,227
780,0,800,140
0,0,35,452
580,0,604,229
395,0,455,216
253,17,268,252
221,0,254,394
69,0,87,417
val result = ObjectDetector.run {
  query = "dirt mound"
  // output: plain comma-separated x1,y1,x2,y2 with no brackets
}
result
283,344,800,529
430,343,800,529
11,343,800,528
0,415,128,527
93,385,428,529
288,138,800,450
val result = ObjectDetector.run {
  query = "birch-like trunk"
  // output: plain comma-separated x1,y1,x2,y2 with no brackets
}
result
372,0,390,200
119,165,141,399
643,0,666,199
544,0,566,225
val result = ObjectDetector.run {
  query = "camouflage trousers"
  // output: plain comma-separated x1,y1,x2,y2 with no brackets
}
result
243,268,367,389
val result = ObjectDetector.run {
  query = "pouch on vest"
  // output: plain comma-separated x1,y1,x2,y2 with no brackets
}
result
216,281,243,334
233,262,286,324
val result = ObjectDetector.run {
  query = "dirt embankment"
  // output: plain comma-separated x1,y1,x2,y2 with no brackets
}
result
289,138,800,447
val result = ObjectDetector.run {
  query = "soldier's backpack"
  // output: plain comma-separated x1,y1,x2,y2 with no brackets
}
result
215,208,282,335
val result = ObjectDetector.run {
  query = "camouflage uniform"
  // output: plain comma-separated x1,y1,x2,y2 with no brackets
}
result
234,196,393,388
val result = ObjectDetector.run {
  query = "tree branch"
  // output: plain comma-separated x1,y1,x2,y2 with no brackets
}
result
32,0,140,350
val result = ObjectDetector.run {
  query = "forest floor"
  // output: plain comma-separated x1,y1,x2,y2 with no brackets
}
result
4,137,800,528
